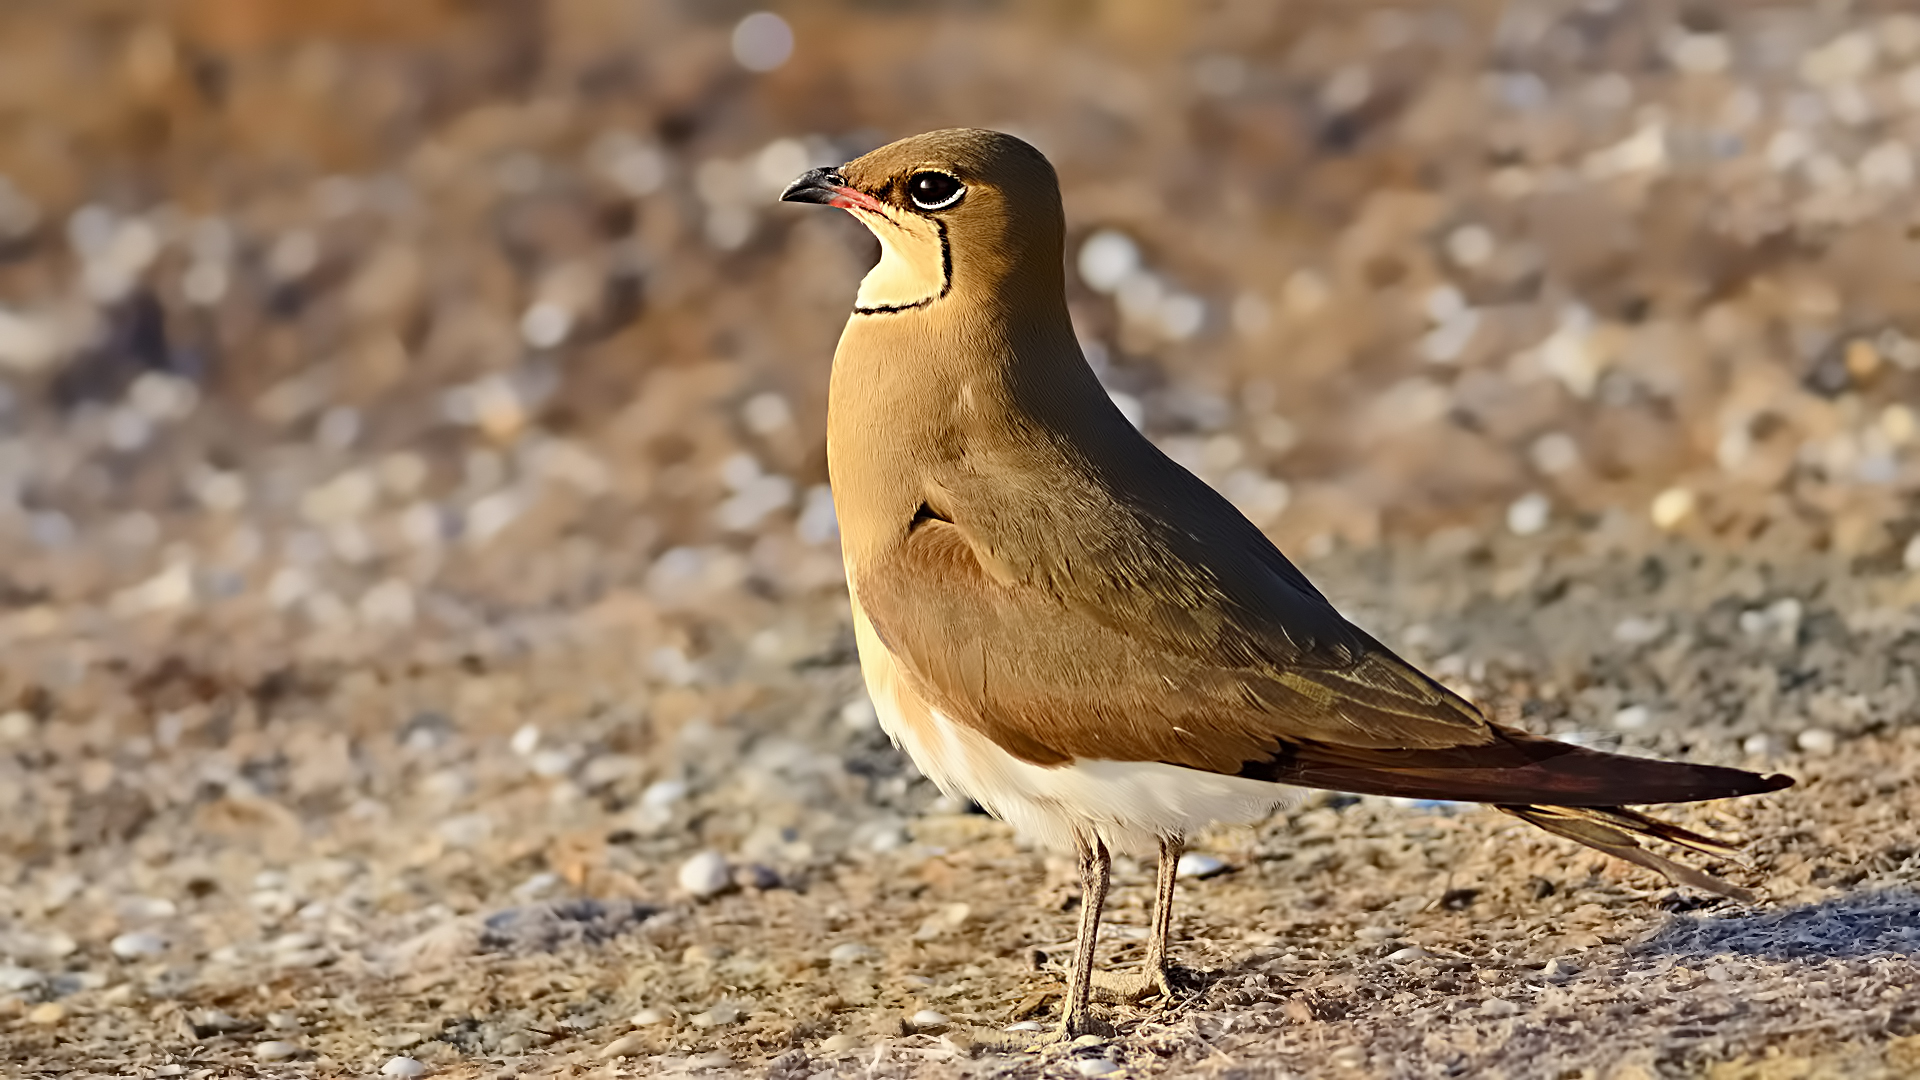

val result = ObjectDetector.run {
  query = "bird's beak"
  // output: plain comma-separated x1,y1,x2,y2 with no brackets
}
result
780,167,888,214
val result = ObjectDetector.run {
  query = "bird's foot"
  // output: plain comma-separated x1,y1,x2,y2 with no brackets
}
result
980,1018,1110,1054
1091,964,1177,1004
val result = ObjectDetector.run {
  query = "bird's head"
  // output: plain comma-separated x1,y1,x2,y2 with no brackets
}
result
781,128,1066,316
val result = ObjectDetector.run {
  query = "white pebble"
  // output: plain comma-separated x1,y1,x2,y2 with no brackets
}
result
730,11,792,72
1078,230,1140,293
678,850,733,899
1073,1057,1120,1077
1904,534,1920,571
630,1006,671,1025
252,1040,301,1061
1385,946,1430,964
1742,733,1774,756
686,1052,734,1072
1004,1020,1045,1032
1176,852,1229,879
1612,705,1653,731
1612,615,1666,645
1506,492,1550,536
829,942,879,965
1796,729,1837,756
1482,997,1521,1017
1541,958,1581,982
597,1035,643,1060
0,965,45,991
379,1057,427,1077
509,724,540,756
110,932,167,960
690,1000,742,1027
909,1009,948,1029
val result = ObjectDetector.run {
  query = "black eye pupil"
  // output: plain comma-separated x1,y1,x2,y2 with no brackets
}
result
908,172,962,209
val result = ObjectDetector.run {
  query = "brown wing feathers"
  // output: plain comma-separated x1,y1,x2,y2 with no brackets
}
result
859,470,1792,896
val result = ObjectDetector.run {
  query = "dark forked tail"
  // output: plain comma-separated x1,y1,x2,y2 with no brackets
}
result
1242,724,1795,900
1497,803,1767,902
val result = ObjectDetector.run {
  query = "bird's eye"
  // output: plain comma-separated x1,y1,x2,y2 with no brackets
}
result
906,171,965,211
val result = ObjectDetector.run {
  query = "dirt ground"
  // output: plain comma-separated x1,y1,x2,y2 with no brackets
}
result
3,541,1917,1079
3,2,1920,1078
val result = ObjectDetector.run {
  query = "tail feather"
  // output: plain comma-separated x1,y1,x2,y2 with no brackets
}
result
1497,804,1760,902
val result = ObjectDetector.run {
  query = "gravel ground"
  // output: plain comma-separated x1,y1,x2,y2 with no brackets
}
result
3,541,1916,1079
3,2,1919,1077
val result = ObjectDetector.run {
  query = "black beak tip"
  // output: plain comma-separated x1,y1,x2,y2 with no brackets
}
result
780,166,847,205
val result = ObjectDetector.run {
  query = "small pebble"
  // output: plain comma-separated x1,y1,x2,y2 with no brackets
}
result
630,1006,671,1025
597,1035,644,1059
1612,705,1652,731
1329,1045,1367,1069
0,965,44,992
1650,486,1695,530
1073,1058,1120,1077
828,942,878,965
1385,946,1430,964
195,1007,248,1032
27,1001,66,1025
677,850,733,899
1483,997,1521,1017
380,1057,427,1077
1796,729,1837,755
1176,852,1229,879
253,1040,301,1061
909,1009,948,1029
819,1033,859,1053
689,1000,741,1027
1506,492,1549,536
686,1052,733,1071
1004,1020,1045,1032
110,931,167,959
1541,958,1581,982
153,1067,186,1078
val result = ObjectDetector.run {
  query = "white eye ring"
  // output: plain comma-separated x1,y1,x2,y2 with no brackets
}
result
907,171,966,211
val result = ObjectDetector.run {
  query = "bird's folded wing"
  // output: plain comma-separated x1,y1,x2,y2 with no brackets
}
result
855,488,1502,776
856,480,1789,808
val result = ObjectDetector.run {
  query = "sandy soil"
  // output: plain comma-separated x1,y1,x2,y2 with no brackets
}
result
4,541,1917,1079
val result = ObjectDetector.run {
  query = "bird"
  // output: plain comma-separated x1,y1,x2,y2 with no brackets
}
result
779,128,1793,1038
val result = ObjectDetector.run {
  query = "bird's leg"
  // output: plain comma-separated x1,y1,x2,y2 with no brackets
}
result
1059,833,1112,1038
1093,834,1181,1004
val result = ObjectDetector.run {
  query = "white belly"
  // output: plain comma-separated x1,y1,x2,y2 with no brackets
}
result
850,592,1301,855
900,703,1302,855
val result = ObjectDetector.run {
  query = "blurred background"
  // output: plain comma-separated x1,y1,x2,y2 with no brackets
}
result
3,2,1920,1070
2,0,1917,675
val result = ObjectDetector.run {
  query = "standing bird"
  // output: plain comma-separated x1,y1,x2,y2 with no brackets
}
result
780,129,1792,1038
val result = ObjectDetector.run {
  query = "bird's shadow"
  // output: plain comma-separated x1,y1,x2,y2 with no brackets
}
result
1168,889,1920,1009
1629,889,1920,962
